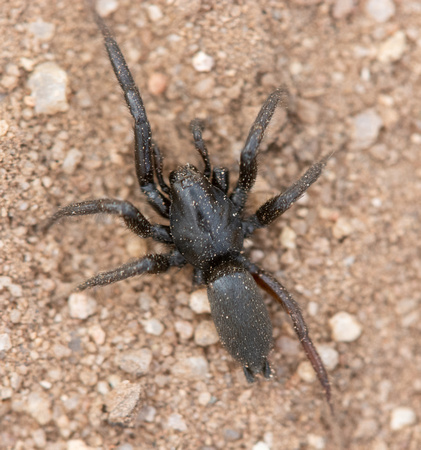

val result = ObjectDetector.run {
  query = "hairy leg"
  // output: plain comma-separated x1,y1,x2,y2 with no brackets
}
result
77,251,186,291
190,119,211,178
45,199,172,244
243,259,333,413
93,12,170,218
243,155,329,236
230,88,288,211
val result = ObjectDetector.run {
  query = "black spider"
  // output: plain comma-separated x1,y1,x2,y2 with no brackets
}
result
47,13,332,411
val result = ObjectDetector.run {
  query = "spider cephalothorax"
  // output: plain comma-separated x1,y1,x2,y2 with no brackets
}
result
47,11,332,411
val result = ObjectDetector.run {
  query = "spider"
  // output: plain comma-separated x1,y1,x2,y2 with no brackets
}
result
46,12,332,411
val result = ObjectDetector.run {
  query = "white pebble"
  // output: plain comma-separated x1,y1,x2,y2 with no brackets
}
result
62,148,83,174
27,391,52,425
171,355,209,380
147,5,163,22
142,318,164,336
332,217,353,240
350,108,383,150
68,293,97,319
67,440,91,450
318,345,339,371
175,320,194,340
280,225,296,249
96,0,119,17
390,407,416,430
28,19,55,41
189,289,211,314
329,312,362,342
252,442,270,450
116,348,152,376
192,51,214,72
0,333,12,351
167,413,187,431
194,320,219,346
297,361,316,383
332,0,354,19
378,31,406,63
365,0,395,23
0,120,9,137
88,324,106,345
27,62,69,114
307,433,326,449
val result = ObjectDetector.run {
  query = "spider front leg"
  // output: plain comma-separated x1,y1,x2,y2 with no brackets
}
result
230,88,289,211
243,155,329,236
244,260,333,413
45,199,172,244
94,12,170,218
77,250,186,291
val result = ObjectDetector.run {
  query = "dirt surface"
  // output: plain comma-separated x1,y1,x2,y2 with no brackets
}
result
1,1,421,449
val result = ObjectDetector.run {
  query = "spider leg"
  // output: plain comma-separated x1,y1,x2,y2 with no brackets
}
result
211,167,230,194
152,141,171,196
230,88,288,211
190,119,211,178
45,199,172,244
77,250,186,291
94,13,170,219
243,260,332,413
242,155,329,237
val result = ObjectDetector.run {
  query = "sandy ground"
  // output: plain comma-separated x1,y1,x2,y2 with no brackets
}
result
1,0,421,449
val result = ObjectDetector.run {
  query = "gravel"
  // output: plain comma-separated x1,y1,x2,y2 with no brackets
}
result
192,51,215,72
329,312,363,342
194,320,219,346
116,349,152,376
27,62,69,114
68,293,97,319
390,407,417,430
189,289,211,314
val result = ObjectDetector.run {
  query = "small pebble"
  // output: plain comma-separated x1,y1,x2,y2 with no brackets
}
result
105,381,142,424
62,148,83,175
96,0,119,17
0,333,12,351
193,77,215,98
332,0,354,19
318,345,339,371
68,293,97,320
148,73,168,95
224,428,242,441
332,217,353,240
194,320,219,346
167,413,188,431
365,0,395,23
390,407,416,430
329,312,362,342
378,31,406,63
67,440,92,450
27,391,52,425
116,348,152,376
189,289,211,314
147,5,163,22
192,51,214,72
171,355,209,380
350,109,383,150
32,429,47,448
297,361,316,383
28,19,55,41
252,442,270,450
27,62,69,114
175,320,194,340
0,120,9,137
137,405,156,423
307,433,326,449
280,225,296,249
88,324,106,345
142,318,164,336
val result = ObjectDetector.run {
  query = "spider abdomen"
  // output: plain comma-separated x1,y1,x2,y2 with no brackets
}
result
207,263,273,381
